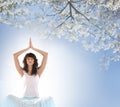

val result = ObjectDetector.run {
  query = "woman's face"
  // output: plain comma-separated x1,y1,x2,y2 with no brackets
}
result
26,57,34,66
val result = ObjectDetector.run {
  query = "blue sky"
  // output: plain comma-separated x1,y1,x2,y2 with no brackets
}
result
0,23,120,107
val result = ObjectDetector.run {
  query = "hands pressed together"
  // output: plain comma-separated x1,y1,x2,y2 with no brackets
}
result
29,38,34,49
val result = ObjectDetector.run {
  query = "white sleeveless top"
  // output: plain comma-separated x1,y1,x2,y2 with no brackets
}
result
22,71,39,98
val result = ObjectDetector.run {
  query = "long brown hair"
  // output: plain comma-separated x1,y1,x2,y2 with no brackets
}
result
23,53,38,75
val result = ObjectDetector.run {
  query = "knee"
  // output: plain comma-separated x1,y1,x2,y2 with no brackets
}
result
6,95,16,100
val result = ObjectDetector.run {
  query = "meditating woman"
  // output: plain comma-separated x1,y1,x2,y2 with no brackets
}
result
1,39,54,107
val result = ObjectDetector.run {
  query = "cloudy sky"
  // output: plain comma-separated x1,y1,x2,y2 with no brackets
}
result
0,23,120,107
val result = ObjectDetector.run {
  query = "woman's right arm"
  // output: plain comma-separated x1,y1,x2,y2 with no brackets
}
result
13,47,29,77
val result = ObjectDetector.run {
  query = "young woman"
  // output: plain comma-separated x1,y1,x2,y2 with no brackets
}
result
1,39,54,107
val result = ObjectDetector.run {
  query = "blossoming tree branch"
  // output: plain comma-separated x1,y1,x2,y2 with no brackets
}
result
0,0,120,69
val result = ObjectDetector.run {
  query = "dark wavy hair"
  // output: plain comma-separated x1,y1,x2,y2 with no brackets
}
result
23,53,38,75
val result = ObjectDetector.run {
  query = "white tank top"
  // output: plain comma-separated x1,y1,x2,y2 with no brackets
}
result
22,71,39,98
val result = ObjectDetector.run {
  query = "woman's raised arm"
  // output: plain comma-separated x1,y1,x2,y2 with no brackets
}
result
30,39,48,77
13,47,29,77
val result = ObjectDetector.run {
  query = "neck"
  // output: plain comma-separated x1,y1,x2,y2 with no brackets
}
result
28,66,32,74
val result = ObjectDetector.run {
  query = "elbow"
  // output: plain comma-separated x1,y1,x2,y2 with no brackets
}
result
13,53,16,58
44,52,48,59
13,53,17,57
13,53,18,59
46,52,48,58
46,52,48,56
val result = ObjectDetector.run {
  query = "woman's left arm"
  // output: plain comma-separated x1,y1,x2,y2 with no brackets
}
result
30,38,48,77
34,47,48,77
33,48,48,76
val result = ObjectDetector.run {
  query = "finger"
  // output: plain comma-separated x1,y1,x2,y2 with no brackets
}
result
29,37,32,48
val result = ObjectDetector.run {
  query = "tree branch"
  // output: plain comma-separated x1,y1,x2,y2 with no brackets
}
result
70,1,90,21
68,1,74,20
56,15,71,28
46,2,69,16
